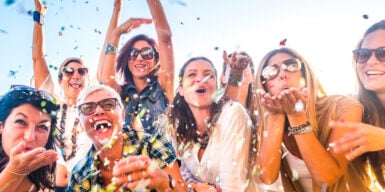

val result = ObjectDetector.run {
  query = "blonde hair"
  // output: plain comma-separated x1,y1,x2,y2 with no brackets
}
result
254,47,326,148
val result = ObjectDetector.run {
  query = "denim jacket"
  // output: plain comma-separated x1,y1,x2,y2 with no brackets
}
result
120,79,168,134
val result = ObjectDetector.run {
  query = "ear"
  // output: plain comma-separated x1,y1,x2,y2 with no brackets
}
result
0,122,3,134
178,85,184,96
220,74,227,85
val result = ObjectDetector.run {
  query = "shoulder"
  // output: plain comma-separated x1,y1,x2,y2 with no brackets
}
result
317,95,362,110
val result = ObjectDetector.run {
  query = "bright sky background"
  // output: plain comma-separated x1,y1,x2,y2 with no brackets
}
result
0,0,384,95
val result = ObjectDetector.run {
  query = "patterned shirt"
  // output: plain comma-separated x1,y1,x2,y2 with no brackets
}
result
67,129,176,192
120,79,168,134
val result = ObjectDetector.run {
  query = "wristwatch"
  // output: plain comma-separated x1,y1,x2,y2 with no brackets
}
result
105,43,117,54
33,11,44,25
168,174,176,190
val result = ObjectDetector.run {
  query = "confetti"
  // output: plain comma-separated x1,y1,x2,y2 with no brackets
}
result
0,29,7,34
363,14,369,19
4,0,16,6
279,38,287,46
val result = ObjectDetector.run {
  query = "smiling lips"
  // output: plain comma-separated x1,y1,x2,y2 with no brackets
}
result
93,120,112,133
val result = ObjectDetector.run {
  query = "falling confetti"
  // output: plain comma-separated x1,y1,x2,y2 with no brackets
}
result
214,46,219,51
363,14,369,19
4,0,16,6
0,29,8,34
279,38,287,46
8,70,18,79
169,0,187,7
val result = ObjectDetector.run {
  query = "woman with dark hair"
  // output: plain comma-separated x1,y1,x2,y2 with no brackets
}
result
329,20,385,191
98,0,174,134
255,47,363,191
0,85,59,191
157,57,259,191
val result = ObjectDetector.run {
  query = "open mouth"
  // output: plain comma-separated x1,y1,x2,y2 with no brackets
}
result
135,64,148,72
366,70,385,77
93,120,112,133
196,87,206,94
70,82,82,89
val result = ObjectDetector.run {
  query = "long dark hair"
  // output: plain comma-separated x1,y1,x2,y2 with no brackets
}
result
116,34,160,83
354,19,385,188
0,86,59,191
168,57,225,145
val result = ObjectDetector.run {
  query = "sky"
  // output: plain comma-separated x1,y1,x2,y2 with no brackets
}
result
0,0,384,95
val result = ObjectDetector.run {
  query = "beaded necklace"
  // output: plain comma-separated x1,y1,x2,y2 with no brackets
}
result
56,104,79,161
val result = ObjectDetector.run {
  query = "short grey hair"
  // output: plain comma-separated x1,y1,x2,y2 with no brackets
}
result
76,84,123,107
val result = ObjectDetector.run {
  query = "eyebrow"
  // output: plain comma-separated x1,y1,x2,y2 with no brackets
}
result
15,112,51,124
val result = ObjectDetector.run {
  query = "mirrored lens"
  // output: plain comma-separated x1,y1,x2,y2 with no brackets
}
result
129,47,154,60
261,64,279,80
282,58,302,72
62,67,88,76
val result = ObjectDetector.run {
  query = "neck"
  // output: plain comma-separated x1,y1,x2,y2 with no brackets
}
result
133,77,148,93
376,92,385,108
66,98,77,107
189,107,211,132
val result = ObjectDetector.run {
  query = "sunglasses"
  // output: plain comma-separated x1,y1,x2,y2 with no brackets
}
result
78,98,120,116
62,67,89,76
261,58,302,80
129,47,155,60
353,46,385,64
9,85,59,111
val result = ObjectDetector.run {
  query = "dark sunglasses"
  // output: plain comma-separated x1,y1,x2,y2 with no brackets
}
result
261,58,302,80
62,66,89,76
129,47,154,60
353,46,385,64
78,98,120,116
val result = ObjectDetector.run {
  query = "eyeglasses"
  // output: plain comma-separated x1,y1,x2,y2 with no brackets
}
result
129,47,155,60
9,85,59,111
261,58,302,80
78,98,120,116
353,46,385,64
62,67,89,76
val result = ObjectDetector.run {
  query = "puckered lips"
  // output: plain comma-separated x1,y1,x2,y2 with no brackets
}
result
23,145,33,152
92,119,113,133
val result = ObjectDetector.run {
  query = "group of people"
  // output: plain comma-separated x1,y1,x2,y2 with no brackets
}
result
0,0,384,191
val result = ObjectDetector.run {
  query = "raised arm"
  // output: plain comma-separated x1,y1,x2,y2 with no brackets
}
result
32,0,51,91
96,0,122,81
98,18,152,93
147,0,175,104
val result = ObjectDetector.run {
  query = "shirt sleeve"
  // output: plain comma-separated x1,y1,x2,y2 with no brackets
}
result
218,102,252,191
145,133,177,169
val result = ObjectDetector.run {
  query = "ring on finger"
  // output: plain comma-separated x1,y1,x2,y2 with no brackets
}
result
127,174,132,182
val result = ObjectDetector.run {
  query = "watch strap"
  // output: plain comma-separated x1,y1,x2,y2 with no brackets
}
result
33,11,44,25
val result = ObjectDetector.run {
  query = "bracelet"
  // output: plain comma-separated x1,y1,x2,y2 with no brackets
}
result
105,43,117,55
33,11,44,25
5,167,29,176
228,73,243,87
288,121,313,136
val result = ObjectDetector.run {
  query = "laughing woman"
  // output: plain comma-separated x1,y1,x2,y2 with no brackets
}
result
0,85,59,191
157,57,259,191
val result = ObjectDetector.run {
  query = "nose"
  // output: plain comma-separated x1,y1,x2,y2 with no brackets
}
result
24,127,36,143
93,104,105,116
278,68,288,80
366,51,379,65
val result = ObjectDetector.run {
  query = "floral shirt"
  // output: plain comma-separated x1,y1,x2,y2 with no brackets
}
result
120,79,168,134
67,129,176,192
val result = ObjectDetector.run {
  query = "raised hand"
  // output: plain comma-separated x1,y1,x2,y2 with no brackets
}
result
256,89,284,114
277,87,307,115
114,18,153,36
6,141,57,176
329,121,385,160
222,50,251,73
33,0,47,14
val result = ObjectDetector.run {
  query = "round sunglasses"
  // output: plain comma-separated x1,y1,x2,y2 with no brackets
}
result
261,58,302,81
129,47,155,60
353,46,385,64
78,98,120,116
62,66,89,76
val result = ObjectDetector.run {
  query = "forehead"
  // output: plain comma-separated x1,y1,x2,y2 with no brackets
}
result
8,104,50,120
361,29,385,48
83,89,117,103
184,60,215,74
133,40,151,48
267,53,294,66
63,61,85,69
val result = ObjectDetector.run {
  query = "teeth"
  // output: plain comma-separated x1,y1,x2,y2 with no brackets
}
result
93,120,112,130
367,71,384,75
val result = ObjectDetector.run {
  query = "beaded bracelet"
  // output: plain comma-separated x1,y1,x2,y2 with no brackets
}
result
228,73,243,87
5,167,29,176
288,121,313,136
